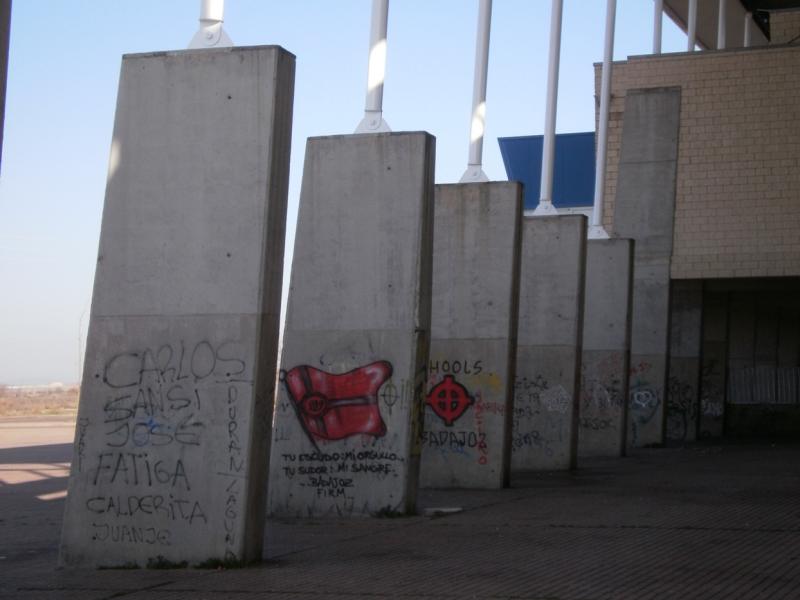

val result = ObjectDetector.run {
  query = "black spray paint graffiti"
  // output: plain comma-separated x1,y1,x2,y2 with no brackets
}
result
666,376,698,442
699,359,725,439
222,383,244,562
277,449,405,501
580,356,625,415
511,374,568,458
87,339,249,555
97,340,249,449
91,522,171,546
628,361,660,446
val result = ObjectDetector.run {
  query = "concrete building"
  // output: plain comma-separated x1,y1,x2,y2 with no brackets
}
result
502,1,800,447
599,1,800,443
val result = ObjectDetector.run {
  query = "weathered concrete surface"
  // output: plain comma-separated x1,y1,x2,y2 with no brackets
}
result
698,290,728,438
612,87,682,448
420,182,522,489
512,215,586,472
578,239,633,458
666,281,703,443
269,132,434,517
59,46,295,567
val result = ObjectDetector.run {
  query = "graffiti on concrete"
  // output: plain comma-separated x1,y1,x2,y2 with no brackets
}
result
628,361,661,447
422,356,504,472
666,376,698,442
426,375,474,426
86,339,249,559
698,358,725,438
580,355,625,413
283,361,392,447
512,374,568,460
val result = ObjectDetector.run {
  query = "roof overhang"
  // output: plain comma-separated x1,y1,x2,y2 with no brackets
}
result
663,0,800,46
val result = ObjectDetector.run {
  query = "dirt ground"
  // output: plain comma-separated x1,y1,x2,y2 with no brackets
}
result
0,385,79,417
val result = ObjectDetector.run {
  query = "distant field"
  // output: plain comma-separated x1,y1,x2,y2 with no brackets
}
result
0,385,79,416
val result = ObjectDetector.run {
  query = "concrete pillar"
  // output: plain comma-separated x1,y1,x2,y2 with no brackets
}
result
612,87,681,448
666,281,703,443
269,132,435,517
0,0,10,170
512,215,586,471
59,46,295,567
698,290,728,438
578,238,633,458
420,182,522,489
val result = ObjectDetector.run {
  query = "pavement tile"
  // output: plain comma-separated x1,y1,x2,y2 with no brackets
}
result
3,426,800,599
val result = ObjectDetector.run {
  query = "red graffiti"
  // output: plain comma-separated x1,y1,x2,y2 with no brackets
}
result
284,361,392,444
426,375,474,427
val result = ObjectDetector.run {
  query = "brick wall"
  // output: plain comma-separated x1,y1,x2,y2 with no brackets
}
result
596,45,800,279
770,10,800,45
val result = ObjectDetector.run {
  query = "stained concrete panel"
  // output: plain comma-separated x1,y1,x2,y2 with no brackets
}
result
578,239,633,458
420,183,522,489
513,215,586,471
269,132,434,517
698,291,728,438
612,87,681,448
666,281,703,443
59,46,295,567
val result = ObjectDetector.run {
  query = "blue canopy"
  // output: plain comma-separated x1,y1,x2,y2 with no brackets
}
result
498,132,596,211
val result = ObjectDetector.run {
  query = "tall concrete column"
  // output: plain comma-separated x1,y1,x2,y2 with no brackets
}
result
59,46,295,567
420,182,522,489
698,290,728,438
0,0,10,171
666,280,703,443
578,238,634,458
269,132,435,517
513,215,587,471
612,87,681,448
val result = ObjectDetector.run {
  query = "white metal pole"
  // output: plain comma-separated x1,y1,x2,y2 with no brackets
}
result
718,0,727,49
589,0,616,239
460,0,493,183
653,0,663,54
533,0,563,216
687,0,697,51
744,12,753,47
355,0,391,133
188,0,233,49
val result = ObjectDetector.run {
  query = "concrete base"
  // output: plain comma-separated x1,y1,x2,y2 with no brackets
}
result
578,239,634,458
666,281,703,443
268,132,434,518
59,46,295,567
420,183,522,490
512,215,586,472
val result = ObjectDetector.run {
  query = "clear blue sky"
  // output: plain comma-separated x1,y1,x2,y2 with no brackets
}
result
0,1,686,385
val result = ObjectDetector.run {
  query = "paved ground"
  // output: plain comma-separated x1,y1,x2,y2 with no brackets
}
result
2,417,799,599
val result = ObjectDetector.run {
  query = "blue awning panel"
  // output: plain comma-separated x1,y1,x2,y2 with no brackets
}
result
498,132,596,211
